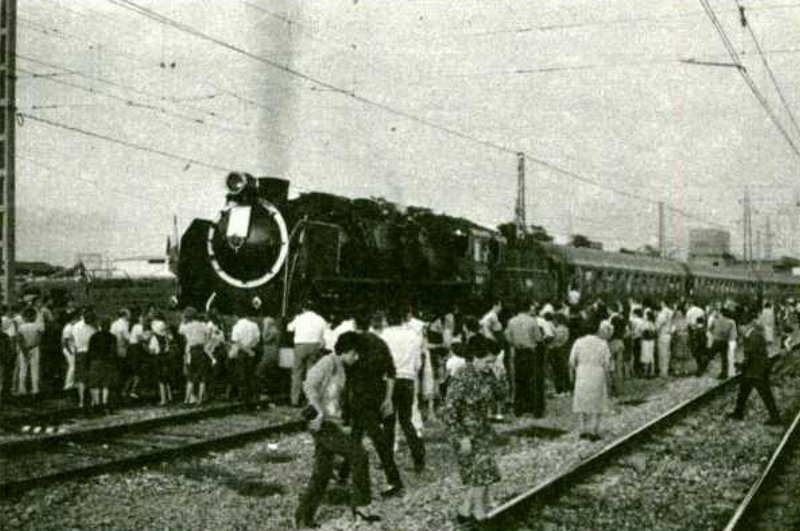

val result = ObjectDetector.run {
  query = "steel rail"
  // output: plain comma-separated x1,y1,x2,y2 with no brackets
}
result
0,400,276,454
482,349,792,529
481,374,743,528
0,418,305,499
722,405,800,531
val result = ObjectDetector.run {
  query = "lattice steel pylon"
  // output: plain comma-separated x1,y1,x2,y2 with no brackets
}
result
0,0,15,305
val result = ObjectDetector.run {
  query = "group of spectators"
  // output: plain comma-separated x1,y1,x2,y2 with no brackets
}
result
1,290,795,527
293,292,797,527
0,298,287,412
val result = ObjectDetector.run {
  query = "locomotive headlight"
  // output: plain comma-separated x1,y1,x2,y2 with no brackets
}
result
226,172,252,195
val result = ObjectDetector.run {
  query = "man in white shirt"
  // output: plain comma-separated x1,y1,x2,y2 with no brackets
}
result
479,300,503,342
110,309,133,397
629,307,645,376
685,300,705,330
231,309,261,403
61,311,80,391
655,300,674,377
567,286,581,307
404,308,430,433
71,307,98,409
287,301,327,406
759,302,776,345
179,307,210,405
685,300,706,363
381,310,426,473
324,314,355,354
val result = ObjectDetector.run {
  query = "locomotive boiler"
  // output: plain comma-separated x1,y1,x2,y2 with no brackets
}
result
178,173,800,319
178,173,504,317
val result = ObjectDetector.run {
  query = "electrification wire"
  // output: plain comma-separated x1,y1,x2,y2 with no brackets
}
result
107,0,739,235
19,155,185,215
19,57,473,198
106,0,519,155
24,0,748,238
734,0,800,142
19,113,234,172
418,2,800,40
19,8,297,107
699,0,800,159
18,65,211,126
18,54,225,120
516,57,683,74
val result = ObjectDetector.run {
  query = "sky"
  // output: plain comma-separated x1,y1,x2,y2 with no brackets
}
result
15,0,800,266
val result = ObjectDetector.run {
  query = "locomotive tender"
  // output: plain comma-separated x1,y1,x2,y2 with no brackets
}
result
177,173,800,317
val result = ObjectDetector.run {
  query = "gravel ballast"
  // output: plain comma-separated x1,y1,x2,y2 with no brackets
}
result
0,372,737,531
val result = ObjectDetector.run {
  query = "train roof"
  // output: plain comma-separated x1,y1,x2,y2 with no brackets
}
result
540,243,687,276
685,263,761,282
755,271,800,286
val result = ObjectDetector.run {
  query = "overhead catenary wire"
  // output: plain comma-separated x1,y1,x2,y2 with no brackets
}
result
103,0,739,233
19,112,234,173
19,155,187,216
19,53,497,201
17,65,212,127
20,0,752,243
698,0,800,160
409,2,800,41
105,0,519,156
733,0,800,142
18,54,225,120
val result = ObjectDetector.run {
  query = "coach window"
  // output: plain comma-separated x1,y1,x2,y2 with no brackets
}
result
472,237,490,264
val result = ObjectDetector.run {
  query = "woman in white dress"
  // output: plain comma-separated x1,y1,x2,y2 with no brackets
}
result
569,319,613,441
640,310,657,378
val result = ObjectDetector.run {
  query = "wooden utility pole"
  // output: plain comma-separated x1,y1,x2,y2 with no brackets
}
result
1,0,16,305
515,152,526,236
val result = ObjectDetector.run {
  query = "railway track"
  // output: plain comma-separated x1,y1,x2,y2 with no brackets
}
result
722,406,800,531
482,351,800,531
0,406,304,499
0,399,274,452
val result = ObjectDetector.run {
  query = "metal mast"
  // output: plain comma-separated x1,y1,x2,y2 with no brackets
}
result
515,152,526,236
1,0,16,305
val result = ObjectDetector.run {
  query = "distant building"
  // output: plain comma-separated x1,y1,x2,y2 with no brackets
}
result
688,229,733,267
110,256,174,279
689,229,730,256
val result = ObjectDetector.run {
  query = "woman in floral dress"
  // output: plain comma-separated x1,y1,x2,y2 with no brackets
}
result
443,331,506,523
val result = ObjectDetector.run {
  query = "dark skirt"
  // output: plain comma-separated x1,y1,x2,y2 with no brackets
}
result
88,358,119,389
186,345,211,383
148,355,173,384
126,343,144,376
75,351,90,385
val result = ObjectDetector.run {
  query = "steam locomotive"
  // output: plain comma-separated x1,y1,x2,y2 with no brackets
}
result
177,173,800,317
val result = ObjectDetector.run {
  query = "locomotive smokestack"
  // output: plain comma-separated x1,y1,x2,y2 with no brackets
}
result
256,177,289,205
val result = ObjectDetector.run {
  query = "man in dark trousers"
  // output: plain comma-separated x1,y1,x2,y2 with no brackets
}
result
727,308,782,425
504,300,541,415
340,311,404,497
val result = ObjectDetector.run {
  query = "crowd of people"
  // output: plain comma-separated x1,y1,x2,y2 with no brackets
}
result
0,290,795,528
0,298,283,412
293,293,797,527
